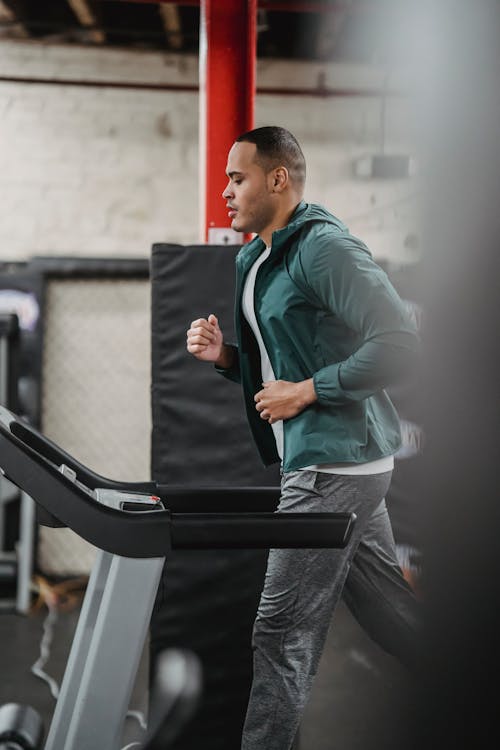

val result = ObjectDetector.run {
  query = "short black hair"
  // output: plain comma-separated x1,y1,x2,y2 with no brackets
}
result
236,126,306,187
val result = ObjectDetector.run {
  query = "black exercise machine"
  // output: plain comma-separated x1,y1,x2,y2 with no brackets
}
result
0,405,355,749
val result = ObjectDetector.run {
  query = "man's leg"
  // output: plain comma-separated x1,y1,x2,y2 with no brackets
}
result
241,469,393,750
342,498,420,671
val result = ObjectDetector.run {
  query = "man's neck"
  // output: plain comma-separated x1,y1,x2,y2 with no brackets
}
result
259,200,302,247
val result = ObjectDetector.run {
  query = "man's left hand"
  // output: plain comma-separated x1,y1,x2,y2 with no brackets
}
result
254,379,317,425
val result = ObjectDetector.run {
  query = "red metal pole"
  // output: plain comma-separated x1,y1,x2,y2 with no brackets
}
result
200,0,256,243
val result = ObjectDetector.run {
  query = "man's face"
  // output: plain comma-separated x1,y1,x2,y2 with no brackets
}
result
222,141,276,237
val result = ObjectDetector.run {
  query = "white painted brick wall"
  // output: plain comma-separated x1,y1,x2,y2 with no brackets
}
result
0,40,419,264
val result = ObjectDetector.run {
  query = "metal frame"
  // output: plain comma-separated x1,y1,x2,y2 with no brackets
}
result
44,550,165,750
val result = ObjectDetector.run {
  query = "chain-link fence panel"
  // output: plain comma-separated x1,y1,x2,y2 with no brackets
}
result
38,278,151,576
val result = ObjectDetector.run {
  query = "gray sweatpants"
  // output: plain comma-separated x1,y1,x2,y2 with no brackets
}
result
241,469,420,750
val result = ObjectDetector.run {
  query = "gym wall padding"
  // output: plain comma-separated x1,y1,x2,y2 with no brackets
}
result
150,243,280,486
149,244,280,750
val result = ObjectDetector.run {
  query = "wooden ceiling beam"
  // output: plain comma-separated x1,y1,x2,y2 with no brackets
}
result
0,0,29,38
66,0,106,43
158,2,183,50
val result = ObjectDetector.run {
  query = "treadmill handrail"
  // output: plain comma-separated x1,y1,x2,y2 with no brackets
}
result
0,409,355,557
0,426,173,557
10,417,157,494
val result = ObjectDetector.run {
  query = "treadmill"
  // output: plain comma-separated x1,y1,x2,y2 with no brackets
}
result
0,405,355,750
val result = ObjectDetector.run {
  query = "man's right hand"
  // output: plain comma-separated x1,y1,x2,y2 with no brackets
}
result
187,314,230,366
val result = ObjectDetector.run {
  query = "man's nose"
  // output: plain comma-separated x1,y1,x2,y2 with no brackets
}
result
222,181,232,200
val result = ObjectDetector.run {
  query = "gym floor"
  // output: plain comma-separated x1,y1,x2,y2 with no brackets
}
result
0,599,414,749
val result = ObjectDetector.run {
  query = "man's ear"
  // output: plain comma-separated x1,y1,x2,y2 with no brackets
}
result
272,166,289,192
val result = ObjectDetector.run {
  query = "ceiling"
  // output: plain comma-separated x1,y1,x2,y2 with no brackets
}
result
0,0,412,65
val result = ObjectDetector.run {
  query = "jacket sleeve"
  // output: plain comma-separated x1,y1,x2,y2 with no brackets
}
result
304,233,419,405
214,343,241,384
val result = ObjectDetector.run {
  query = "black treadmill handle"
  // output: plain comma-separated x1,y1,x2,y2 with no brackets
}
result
0,410,357,557
171,512,356,550
8,418,158,494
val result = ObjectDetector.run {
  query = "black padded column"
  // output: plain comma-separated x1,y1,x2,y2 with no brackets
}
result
150,244,280,750
150,243,280,487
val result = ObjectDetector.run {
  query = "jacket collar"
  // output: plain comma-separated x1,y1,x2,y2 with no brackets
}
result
237,200,345,266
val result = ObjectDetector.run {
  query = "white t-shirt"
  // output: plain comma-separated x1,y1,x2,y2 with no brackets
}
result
241,245,394,475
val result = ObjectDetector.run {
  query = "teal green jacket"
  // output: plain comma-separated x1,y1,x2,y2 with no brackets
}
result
217,201,419,472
